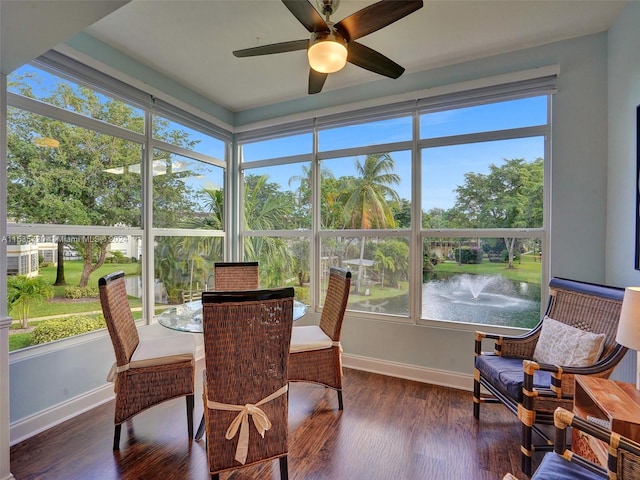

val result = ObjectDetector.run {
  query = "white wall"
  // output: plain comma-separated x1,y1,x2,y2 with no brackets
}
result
605,0,640,382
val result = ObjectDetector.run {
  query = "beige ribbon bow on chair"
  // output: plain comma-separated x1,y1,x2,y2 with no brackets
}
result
207,384,288,465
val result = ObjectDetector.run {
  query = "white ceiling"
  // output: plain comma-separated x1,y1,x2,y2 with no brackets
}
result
2,0,629,113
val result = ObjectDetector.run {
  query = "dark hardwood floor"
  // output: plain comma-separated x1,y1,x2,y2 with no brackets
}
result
10,363,539,479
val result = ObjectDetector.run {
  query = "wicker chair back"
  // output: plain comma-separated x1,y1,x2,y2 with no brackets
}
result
319,267,352,341
99,271,139,366
201,287,294,477
214,262,259,291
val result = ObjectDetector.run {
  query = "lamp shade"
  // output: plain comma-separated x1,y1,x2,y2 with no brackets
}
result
617,286,640,350
308,32,347,74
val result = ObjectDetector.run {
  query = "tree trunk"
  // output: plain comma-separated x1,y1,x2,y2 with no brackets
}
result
78,237,110,287
54,238,66,285
355,236,366,294
505,237,516,269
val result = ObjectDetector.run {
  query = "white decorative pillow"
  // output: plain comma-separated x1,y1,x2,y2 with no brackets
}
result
533,316,606,367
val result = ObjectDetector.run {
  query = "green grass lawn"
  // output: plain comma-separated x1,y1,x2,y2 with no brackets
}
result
9,261,141,323
432,253,542,285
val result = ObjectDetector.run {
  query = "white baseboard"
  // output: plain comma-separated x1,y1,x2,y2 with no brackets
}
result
342,353,474,392
9,384,115,446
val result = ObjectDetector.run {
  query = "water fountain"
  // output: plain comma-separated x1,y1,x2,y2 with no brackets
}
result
422,273,540,328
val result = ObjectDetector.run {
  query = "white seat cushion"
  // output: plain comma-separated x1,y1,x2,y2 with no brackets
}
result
130,333,196,368
290,325,333,353
107,333,195,381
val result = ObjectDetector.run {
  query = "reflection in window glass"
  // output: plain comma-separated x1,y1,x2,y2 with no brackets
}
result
154,235,223,305
241,132,312,162
7,108,143,227
8,64,145,133
243,236,310,303
320,236,409,316
422,237,542,327
6,233,143,351
242,163,312,230
420,96,547,139
321,151,411,229
153,115,226,160
152,149,224,229
421,137,544,227
319,116,411,151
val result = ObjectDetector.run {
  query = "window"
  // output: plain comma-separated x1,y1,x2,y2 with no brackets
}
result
420,95,548,327
6,56,229,352
239,89,550,328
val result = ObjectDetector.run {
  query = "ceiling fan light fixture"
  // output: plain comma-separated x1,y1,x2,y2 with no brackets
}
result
308,32,347,74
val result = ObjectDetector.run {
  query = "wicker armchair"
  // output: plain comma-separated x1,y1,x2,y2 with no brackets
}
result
474,277,627,475
98,271,195,450
202,288,294,480
503,407,640,479
289,266,351,410
214,261,259,291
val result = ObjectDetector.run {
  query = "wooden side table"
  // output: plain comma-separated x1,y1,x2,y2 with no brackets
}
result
572,375,640,466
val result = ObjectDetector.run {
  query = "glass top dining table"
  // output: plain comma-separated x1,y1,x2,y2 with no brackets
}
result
156,298,308,333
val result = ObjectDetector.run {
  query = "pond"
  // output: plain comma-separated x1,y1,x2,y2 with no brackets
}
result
351,272,542,329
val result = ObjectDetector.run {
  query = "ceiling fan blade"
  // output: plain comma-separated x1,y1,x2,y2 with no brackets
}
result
347,42,405,79
335,0,423,42
233,39,309,57
309,69,328,94
282,0,328,33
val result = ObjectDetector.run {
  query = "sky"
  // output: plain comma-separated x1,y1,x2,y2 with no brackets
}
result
11,64,546,213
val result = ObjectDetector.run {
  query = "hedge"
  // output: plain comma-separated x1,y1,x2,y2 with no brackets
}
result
30,315,106,345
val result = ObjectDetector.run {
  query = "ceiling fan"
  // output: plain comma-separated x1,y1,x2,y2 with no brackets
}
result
233,0,424,94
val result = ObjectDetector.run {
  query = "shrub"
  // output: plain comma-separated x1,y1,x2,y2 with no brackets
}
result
293,286,310,304
454,247,483,264
30,315,106,345
64,286,99,299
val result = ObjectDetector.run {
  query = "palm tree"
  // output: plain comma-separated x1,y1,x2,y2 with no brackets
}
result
342,153,400,293
243,175,296,283
7,275,54,329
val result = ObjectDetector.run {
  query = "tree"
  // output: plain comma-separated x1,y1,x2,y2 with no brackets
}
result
242,174,295,284
7,75,199,288
7,276,54,329
448,158,543,268
341,153,400,293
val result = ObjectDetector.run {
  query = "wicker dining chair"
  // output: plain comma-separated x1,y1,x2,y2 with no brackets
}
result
98,271,196,450
289,266,351,410
201,287,294,480
474,277,627,476
214,261,259,291
503,407,640,479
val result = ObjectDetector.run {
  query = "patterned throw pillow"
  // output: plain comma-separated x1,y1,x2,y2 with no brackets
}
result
533,316,606,367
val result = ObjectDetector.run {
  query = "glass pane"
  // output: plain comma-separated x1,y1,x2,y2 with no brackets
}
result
153,115,226,160
243,236,310,304
321,151,411,229
242,163,312,230
152,149,225,229
7,233,143,351
154,235,224,305
320,236,409,316
8,64,145,133
241,132,312,162
319,116,411,151
420,96,547,139
422,137,544,227
422,236,542,328
7,108,143,227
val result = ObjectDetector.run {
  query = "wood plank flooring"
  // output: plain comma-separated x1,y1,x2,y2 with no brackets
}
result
10,363,539,479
